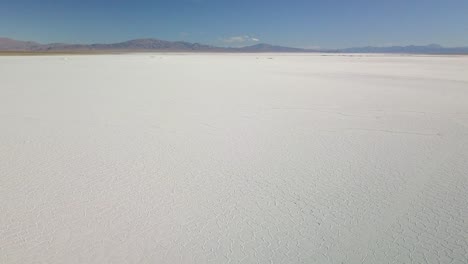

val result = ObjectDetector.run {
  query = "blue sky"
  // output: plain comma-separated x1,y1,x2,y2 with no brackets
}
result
1,0,468,48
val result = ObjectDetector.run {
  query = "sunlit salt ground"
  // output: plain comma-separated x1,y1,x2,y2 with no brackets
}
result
1,53,467,264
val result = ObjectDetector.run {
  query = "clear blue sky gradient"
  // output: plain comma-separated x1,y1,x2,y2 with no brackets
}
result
1,0,467,48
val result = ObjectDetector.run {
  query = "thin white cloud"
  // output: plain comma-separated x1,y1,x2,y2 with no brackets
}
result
223,36,247,43
223,35,260,43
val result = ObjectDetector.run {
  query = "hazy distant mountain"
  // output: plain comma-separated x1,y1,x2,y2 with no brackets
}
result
38,39,222,51
238,43,309,52
0,37,42,51
0,37,318,53
1,37,467,54
74,39,219,51
342,44,468,54
0,38,224,52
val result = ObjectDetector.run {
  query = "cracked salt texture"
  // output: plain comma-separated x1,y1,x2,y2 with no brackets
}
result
1,53,467,263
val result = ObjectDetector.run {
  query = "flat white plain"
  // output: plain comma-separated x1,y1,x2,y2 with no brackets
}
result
1,54,467,264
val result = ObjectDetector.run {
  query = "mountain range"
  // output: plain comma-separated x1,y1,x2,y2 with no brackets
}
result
341,44,468,54
1,37,468,54
0,37,311,53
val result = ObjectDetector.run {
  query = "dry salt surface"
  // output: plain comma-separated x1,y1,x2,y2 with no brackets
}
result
1,53,468,264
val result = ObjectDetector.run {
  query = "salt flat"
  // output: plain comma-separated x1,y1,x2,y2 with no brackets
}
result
1,53,467,263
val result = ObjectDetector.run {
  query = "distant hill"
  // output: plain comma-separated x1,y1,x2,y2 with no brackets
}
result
342,44,468,54
41,39,222,52
0,37,43,51
0,37,313,53
1,37,467,54
238,43,310,52
0,38,225,52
